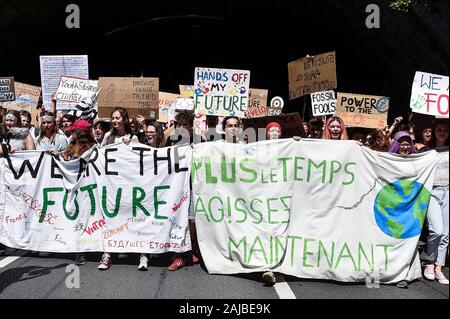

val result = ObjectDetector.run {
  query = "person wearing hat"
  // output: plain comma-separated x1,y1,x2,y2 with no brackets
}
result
389,131,417,155
266,122,282,140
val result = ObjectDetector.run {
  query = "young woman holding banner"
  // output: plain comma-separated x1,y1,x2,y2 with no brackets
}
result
137,121,165,271
422,121,449,285
98,107,132,270
322,116,349,140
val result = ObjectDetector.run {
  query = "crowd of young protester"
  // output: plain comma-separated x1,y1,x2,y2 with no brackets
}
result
0,95,448,288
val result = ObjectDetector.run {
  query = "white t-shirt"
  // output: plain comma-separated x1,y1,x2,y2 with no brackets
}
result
101,132,131,146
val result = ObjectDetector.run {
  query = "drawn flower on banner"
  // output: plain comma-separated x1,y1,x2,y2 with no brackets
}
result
239,87,247,95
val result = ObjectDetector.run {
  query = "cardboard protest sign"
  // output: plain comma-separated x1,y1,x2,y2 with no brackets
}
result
55,76,98,104
0,144,192,254
410,71,449,118
0,77,15,102
39,55,89,110
245,89,269,118
193,139,437,283
288,51,337,100
97,77,159,118
311,90,336,116
159,92,181,123
242,112,306,140
194,67,251,117
336,92,389,129
0,82,40,113
179,85,195,97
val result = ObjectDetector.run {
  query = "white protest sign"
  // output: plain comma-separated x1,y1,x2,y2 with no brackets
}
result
193,139,437,284
410,71,449,118
311,90,336,116
175,98,194,111
55,76,98,104
194,67,250,117
40,55,89,111
0,144,192,254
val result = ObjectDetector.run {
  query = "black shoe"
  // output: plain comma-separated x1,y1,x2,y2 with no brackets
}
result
74,253,86,266
396,280,408,289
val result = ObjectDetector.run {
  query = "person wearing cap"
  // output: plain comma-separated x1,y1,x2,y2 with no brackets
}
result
65,119,91,134
388,130,417,289
266,122,282,140
389,131,417,155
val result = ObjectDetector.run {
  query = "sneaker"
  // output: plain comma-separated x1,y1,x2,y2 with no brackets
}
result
423,264,435,281
168,257,185,271
74,253,86,266
395,280,408,289
435,272,449,285
138,255,149,271
262,271,276,285
98,254,112,270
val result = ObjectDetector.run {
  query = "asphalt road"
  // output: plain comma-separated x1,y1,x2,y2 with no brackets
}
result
0,250,448,300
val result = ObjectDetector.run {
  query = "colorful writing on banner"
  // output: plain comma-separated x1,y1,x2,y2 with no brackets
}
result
0,82,40,113
0,77,15,102
179,85,195,97
97,77,159,118
0,144,192,254
194,67,251,117
288,51,337,100
311,90,336,116
336,92,389,129
159,92,181,123
245,89,269,118
39,55,89,110
192,139,437,284
410,72,449,118
55,76,98,104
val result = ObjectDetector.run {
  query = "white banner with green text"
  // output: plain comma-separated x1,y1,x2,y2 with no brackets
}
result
0,143,192,254
192,139,437,283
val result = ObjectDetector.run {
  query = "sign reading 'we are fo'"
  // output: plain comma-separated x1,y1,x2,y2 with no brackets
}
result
410,71,449,118
194,67,251,117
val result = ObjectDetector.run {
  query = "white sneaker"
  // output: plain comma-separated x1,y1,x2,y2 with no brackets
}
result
138,255,149,271
262,271,276,285
435,272,449,285
423,264,435,281
98,254,112,270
